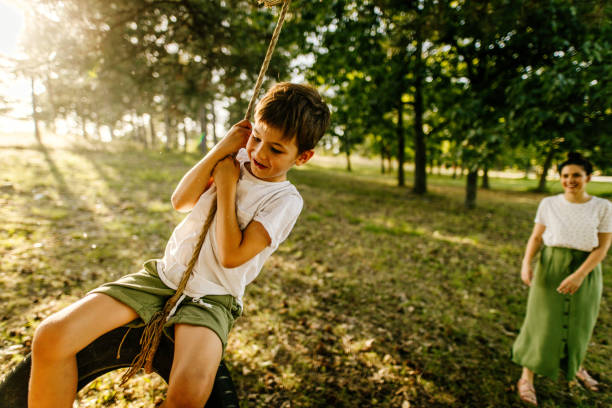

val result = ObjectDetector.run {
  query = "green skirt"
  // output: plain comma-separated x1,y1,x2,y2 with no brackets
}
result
512,246,602,380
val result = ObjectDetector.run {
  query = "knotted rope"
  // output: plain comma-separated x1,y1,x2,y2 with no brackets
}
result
119,0,291,385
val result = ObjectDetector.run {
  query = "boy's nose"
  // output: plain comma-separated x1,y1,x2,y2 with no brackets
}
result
255,145,267,160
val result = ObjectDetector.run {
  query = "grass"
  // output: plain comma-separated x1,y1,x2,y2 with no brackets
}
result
1,138,611,407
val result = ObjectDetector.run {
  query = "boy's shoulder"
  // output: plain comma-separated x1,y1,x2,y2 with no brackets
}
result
236,162,302,208
252,179,303,208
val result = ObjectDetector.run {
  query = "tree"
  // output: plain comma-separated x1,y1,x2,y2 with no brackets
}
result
298,0,450,190
17,0,296,148
435,0,523,207
506,0,612,190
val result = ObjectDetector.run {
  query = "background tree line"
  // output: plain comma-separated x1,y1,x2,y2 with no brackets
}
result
6,0,612,207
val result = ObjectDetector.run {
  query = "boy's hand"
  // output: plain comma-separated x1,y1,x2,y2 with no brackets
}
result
213,155,240,190
218,119,251,155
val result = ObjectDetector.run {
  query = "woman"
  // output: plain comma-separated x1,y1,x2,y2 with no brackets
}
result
512,152,612,406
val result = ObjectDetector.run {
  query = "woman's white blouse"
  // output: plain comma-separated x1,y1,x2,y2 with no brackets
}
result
535,194,612,252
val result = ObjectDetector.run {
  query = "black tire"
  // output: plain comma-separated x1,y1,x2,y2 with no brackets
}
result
0,325,239,408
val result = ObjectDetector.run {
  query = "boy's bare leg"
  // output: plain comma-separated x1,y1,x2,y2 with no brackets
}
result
29,293,139,408
161,324,223,408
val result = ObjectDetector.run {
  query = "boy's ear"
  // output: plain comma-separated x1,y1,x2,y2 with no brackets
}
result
295,149,314,166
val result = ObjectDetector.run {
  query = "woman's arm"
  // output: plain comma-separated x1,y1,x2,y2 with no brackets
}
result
171,120,251,212
521,223,546,286
557,232,612,295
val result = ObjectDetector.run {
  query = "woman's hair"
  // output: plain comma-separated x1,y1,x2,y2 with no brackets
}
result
557,152,593,175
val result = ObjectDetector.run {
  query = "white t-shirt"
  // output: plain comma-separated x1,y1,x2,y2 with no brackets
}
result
157,149,303,302
535,194,612,252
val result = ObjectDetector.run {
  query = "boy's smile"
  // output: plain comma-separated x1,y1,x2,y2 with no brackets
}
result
246,121,312,182
251,157,267,170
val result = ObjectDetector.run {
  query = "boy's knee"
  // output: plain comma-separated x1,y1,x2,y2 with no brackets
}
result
165,371,216,408
32,315,73,360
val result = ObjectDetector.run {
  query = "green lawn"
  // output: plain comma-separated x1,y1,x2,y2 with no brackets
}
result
1,141,611,407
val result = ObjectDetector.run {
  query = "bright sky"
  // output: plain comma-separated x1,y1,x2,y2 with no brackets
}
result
0,1,23,55
0,0,32,133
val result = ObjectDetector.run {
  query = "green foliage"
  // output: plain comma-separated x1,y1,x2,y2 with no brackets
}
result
17,0,296,142
10,0,612,203
298,0,612,201
506,1,612,150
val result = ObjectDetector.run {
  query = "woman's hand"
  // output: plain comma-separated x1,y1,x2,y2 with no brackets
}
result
217,119,251,155
557,272,585,295
520,262,533,286
213,155,240,190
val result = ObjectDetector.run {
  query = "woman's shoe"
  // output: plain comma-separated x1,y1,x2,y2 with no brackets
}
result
517,378,538,406
576,368,599,392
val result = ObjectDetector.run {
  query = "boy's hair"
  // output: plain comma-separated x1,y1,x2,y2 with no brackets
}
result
255,82,331,153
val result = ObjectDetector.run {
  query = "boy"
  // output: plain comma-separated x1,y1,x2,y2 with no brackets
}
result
29,82,330,408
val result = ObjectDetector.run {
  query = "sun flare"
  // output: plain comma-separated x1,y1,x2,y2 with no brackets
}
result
0,1,24,57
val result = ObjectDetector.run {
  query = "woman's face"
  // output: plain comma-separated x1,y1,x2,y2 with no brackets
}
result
560,164,591,195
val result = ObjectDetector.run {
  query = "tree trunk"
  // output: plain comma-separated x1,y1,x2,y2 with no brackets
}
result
211,102,218,145
173,120,179,150
31,77,41,143
81,116,88,139
380,142,387,174
109,123,115,141
164,111,172,150
397,102,405,187
135,114,147,148
45,73,56,134
344,133,352,172
465,167,478,209
199,107,208,154
413,29,426,194
149,115,156,148
95,122,102,141
129,113,137,142
140,117,148,149
183,118,189,152
481,164,490,189
537,147,555,192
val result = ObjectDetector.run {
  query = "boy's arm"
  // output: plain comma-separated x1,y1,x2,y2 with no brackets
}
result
213,156,271,268
171,120,251,212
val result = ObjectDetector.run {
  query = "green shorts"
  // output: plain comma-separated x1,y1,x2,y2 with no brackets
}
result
88,260,242,351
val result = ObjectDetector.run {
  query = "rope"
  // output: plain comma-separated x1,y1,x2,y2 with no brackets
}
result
120,0,291,385
245,0,291,120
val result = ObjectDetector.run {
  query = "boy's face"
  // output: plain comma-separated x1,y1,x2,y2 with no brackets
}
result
245,121,313,182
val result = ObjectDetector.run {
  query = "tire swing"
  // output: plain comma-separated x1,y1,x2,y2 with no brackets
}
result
0,1,291,407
